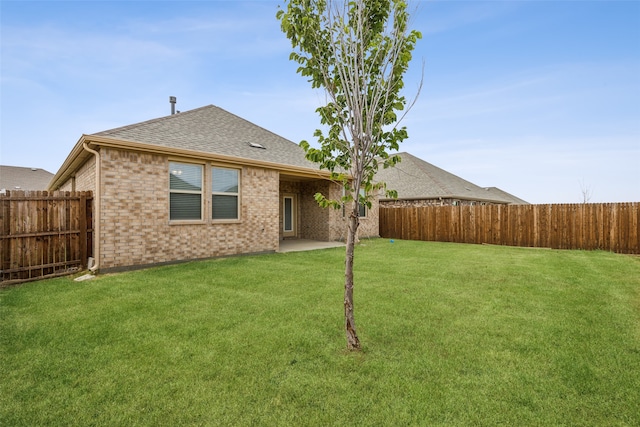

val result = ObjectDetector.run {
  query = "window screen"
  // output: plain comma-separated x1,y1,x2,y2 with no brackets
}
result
212,167,239,220
169,162,202,220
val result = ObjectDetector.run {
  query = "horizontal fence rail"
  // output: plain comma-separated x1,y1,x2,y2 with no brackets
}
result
1,190,93,286
380,203,639,254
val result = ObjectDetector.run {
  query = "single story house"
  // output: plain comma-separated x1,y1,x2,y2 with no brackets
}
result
375,152,528,207
0,165,54,193
48,104,378,272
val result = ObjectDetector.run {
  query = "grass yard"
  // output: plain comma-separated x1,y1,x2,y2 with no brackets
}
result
1,239,639,426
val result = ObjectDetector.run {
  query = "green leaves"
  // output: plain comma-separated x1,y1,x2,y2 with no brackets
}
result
314,192,342,209
278,0,420,210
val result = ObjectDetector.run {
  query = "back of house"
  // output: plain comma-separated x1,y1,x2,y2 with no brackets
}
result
49,104,378,271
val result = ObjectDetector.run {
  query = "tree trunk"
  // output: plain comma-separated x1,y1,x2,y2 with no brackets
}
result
344,209,361,350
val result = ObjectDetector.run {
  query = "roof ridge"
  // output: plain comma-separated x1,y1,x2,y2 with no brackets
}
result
1,165,52,172
92,104,301,148
400,152,454,195
93,105,216,136
208,105,299,147
68,103,318,173
405,152,489,195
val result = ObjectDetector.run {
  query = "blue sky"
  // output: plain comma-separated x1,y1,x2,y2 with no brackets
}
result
1,0,638,204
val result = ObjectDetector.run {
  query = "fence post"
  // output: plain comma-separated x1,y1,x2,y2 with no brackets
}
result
377,202,638,254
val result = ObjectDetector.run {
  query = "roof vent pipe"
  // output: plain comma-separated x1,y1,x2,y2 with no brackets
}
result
169,96,176,115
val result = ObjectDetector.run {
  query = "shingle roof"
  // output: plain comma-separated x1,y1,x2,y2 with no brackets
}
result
482,187,529,204
375,152,527,204
93,105,317,170
0,165,54,191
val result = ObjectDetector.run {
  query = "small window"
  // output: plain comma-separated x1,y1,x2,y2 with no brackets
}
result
358,188,367,218
169,162,203,220
342,187,367,217
212,166,240,220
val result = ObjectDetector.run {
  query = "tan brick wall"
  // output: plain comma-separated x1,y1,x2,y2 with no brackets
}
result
355,188,380,239
76,157,96,192
58,157,96,192
326,182,347,241
59,146,380,269
300,180,331,240
278,180,334,241
326,185,380,241
58,181,72,191
278,179,379,242
98,147,279,270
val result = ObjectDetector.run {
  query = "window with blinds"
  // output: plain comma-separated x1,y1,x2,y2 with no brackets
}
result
212,166,240,220
169,162,203,221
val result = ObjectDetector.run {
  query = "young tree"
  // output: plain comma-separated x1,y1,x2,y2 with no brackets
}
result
277,0,421,350
579,179,593,204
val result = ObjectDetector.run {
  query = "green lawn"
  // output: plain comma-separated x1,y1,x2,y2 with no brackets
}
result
1,239,639,426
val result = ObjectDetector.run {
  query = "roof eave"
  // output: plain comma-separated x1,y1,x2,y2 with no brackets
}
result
48,135,94,191
49,134,334,191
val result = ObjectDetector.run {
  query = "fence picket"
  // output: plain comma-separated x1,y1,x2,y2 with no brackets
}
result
0,190,93,285
380,203,639,254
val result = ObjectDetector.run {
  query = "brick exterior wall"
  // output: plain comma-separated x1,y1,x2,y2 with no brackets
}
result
59,146,380,270
279,179,380,242
87,147,279,270
59,157,95,192
279,180,335,241
300,180,331,240
75,158,96,192
326,183,380,241
354,187,380,239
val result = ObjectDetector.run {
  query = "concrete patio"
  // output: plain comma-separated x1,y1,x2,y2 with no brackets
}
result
278,239,345,253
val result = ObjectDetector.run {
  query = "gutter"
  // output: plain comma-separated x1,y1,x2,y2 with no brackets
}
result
50,134,337,189
86,134,335,180
82,142,100,273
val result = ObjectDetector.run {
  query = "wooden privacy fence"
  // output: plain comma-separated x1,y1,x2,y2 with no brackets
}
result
380,203,639,254
1,191,93,286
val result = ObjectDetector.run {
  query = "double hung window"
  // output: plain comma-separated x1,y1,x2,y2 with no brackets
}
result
212,166,240,220
169,162,203,221
168,163,240,222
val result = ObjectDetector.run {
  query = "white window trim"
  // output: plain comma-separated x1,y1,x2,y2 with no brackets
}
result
168,161,205,224
211,164,241,223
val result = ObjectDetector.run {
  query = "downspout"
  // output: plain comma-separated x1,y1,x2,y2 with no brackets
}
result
83,142,100,273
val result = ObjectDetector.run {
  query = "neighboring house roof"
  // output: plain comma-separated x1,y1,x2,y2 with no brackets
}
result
50,105,330,190
482,187,529,205
0,165,54,192
375,152,527,204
